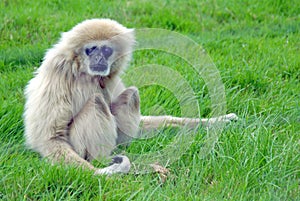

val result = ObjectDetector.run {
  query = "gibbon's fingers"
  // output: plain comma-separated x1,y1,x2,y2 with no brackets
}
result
45,139,97,171
49,140,130,175
51,145,130,175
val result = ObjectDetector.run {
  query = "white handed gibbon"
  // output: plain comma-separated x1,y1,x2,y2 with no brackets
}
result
24,19,237,175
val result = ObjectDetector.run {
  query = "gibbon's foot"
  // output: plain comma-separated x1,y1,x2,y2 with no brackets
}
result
94,155,131,175
214,113,238,122
205,113,238,127
223,113,239,121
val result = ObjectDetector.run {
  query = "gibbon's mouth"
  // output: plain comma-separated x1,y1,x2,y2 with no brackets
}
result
89,65,110,77
90,64,108,72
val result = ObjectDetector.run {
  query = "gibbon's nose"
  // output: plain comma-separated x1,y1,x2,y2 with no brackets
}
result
92,55,107,65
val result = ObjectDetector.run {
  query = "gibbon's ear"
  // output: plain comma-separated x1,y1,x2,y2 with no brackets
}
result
124,28,136,51
110,28,136,54
43,48,74,77
126,28,135,45
52,55,68,71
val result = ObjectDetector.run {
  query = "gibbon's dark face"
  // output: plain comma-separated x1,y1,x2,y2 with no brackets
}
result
84,44,114,76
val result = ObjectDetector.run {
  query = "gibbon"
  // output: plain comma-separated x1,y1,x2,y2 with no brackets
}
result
24,19,237,175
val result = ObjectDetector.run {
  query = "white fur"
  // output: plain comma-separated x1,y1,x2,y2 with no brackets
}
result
24,19,138,174
24,18,237,175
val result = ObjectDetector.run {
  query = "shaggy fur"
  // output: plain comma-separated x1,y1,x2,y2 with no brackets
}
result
24,18,237,175
24,19,139,174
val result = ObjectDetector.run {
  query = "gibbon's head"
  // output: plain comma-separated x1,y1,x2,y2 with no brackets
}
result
50,19,135,77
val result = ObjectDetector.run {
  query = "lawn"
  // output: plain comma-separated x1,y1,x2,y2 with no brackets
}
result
0,0,299,200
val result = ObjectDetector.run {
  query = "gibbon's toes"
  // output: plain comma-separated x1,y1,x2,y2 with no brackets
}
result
225,113,238,121
94,155,131,175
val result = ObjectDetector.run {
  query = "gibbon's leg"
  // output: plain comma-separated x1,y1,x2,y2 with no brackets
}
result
62,93,130,175
141,113,238,130
111,87,141,145
69,93,117,160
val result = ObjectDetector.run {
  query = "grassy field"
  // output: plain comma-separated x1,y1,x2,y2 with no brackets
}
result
1,0,299,200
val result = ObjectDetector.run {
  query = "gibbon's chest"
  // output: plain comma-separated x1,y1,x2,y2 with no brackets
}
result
71,76,112,115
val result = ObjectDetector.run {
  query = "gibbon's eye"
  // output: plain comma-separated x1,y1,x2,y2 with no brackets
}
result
101,46,113,58
85,46,97,56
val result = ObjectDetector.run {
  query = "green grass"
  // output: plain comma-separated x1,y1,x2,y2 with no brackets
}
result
1,0,299,200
